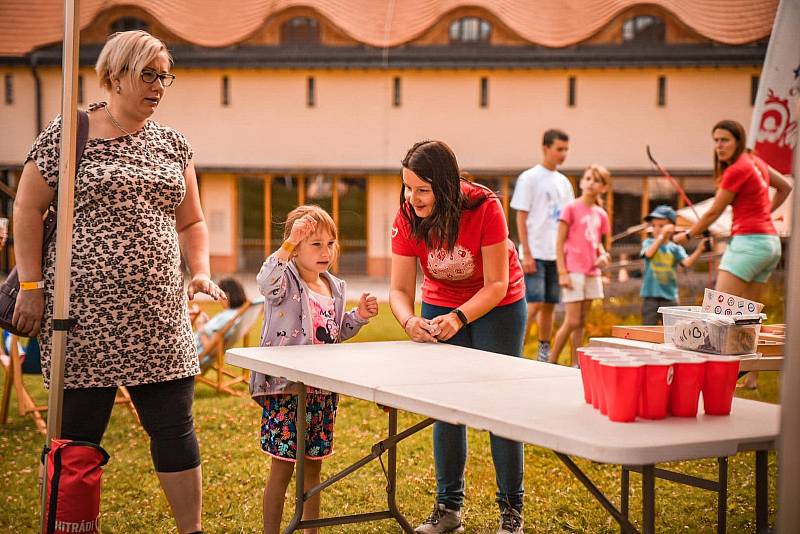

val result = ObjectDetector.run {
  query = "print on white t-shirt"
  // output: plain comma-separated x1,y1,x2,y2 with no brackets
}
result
510,164,574,260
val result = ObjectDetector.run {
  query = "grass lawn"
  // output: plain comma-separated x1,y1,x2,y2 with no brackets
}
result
0,302,779,532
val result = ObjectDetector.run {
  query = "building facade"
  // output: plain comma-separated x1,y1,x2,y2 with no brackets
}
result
0,1,776,275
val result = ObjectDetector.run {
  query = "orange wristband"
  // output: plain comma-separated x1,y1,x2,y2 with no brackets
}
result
280,241,296,254
20,280,45,290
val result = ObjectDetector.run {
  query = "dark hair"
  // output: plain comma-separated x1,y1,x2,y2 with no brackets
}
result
399,140,490,251
711,119,748,181
543,128,569,147
218,277,246,309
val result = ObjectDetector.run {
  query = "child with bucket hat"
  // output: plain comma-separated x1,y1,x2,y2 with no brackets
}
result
640,205,708,325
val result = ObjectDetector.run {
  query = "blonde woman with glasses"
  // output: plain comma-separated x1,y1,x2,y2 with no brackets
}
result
13,30,224,534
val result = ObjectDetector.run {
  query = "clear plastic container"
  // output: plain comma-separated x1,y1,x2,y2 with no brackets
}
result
658,306,765,355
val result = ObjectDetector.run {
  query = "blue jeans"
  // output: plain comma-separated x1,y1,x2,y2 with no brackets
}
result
524,259,561,303
422,298,526,512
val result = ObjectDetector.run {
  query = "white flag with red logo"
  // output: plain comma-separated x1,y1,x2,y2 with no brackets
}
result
748,0,800,175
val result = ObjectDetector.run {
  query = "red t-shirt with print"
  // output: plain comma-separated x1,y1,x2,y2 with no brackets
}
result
391,181,524,308
719,153,777,236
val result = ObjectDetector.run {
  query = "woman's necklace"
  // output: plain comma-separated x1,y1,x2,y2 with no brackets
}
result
104,104,149,154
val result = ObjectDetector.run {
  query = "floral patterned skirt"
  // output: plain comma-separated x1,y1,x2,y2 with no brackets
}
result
260,392,338,461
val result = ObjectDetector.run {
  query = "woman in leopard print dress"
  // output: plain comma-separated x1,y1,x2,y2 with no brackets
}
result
13,31,223,534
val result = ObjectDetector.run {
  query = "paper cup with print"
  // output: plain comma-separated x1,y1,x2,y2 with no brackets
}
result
702,355,741,415
638,358,674,420
599,360,644,423
668,356,706,417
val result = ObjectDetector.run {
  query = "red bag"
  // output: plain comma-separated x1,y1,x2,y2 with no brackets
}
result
42,439,110,534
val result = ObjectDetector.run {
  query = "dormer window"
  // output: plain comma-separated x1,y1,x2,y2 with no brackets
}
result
449,17,491,44
281,17,320,45
111,17,149,34
622,15,665,43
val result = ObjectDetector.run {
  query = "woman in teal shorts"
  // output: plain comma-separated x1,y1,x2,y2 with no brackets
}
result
674,119,792,300
674,120,793,388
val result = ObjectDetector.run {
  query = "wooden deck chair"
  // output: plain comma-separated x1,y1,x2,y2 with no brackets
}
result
0,335,138,434
196,299,263,396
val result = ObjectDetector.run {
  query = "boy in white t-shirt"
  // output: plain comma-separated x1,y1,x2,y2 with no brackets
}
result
510,129,574,362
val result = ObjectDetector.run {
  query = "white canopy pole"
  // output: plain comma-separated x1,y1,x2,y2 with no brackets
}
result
778,87,800,533
39,0,80,529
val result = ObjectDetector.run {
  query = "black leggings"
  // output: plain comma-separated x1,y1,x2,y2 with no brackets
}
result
60,376,200,473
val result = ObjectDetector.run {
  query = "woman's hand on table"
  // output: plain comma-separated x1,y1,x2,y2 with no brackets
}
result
431,312,462,341
404,316,438,343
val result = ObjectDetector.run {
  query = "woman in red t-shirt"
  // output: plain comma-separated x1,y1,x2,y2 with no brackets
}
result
390,140,526,533
674,119,792,301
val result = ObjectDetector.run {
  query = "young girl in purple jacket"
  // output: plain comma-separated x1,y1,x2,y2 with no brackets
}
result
250,205,378,534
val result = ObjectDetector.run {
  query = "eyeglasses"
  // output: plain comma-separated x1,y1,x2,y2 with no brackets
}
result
140,68,175,87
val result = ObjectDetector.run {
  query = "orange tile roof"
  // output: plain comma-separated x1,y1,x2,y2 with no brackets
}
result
0,0,777,57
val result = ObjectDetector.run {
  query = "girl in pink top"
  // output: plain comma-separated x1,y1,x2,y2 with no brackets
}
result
550,165,611,366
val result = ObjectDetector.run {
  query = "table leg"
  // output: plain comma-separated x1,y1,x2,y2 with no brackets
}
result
283,384,307,534
555,452,638,534
621,466,630,522
717,457,728,534
755,450,768,534
387,409,415,533
642,465,655,534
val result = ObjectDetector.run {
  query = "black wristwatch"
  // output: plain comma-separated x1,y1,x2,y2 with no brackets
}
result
453,308,469,327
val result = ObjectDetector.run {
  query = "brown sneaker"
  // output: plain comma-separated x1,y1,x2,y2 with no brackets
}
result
497,506,524,534
415,503,465,534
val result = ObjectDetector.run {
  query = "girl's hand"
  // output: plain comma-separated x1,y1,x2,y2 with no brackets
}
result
672,231,690,246
404,316,438,343
431,312,462,341
357,292,379,319
594,252,611,270
662,224,676,240
559,272,573,289
288,214,318,245
187,275,227,301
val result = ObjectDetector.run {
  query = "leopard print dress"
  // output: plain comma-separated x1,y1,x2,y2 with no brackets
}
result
26,102,199,388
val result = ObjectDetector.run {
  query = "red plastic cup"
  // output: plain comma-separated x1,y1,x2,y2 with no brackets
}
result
668,357,706,417
583,349,623,409
592,354,631,414
576,347,620,408
638,358,674,420
576,347,592,404
702,355,741,415
600,360,645,422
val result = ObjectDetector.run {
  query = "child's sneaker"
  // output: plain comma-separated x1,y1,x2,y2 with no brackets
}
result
536,341,550,363
497,506,524,533
415,503,465,534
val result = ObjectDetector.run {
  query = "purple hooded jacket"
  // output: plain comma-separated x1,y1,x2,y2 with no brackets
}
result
249,253,369,404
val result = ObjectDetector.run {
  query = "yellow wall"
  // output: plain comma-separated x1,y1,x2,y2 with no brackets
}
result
3,66,758,171
1,65,759,275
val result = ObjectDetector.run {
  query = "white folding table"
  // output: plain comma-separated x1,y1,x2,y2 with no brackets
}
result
227,341,779,534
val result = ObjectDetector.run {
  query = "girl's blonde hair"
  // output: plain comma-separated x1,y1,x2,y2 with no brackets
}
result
582,164,612,207
283,205,340,262
95,30,172,91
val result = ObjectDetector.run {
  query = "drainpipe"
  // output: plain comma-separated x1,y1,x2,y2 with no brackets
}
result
29,52,42,134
